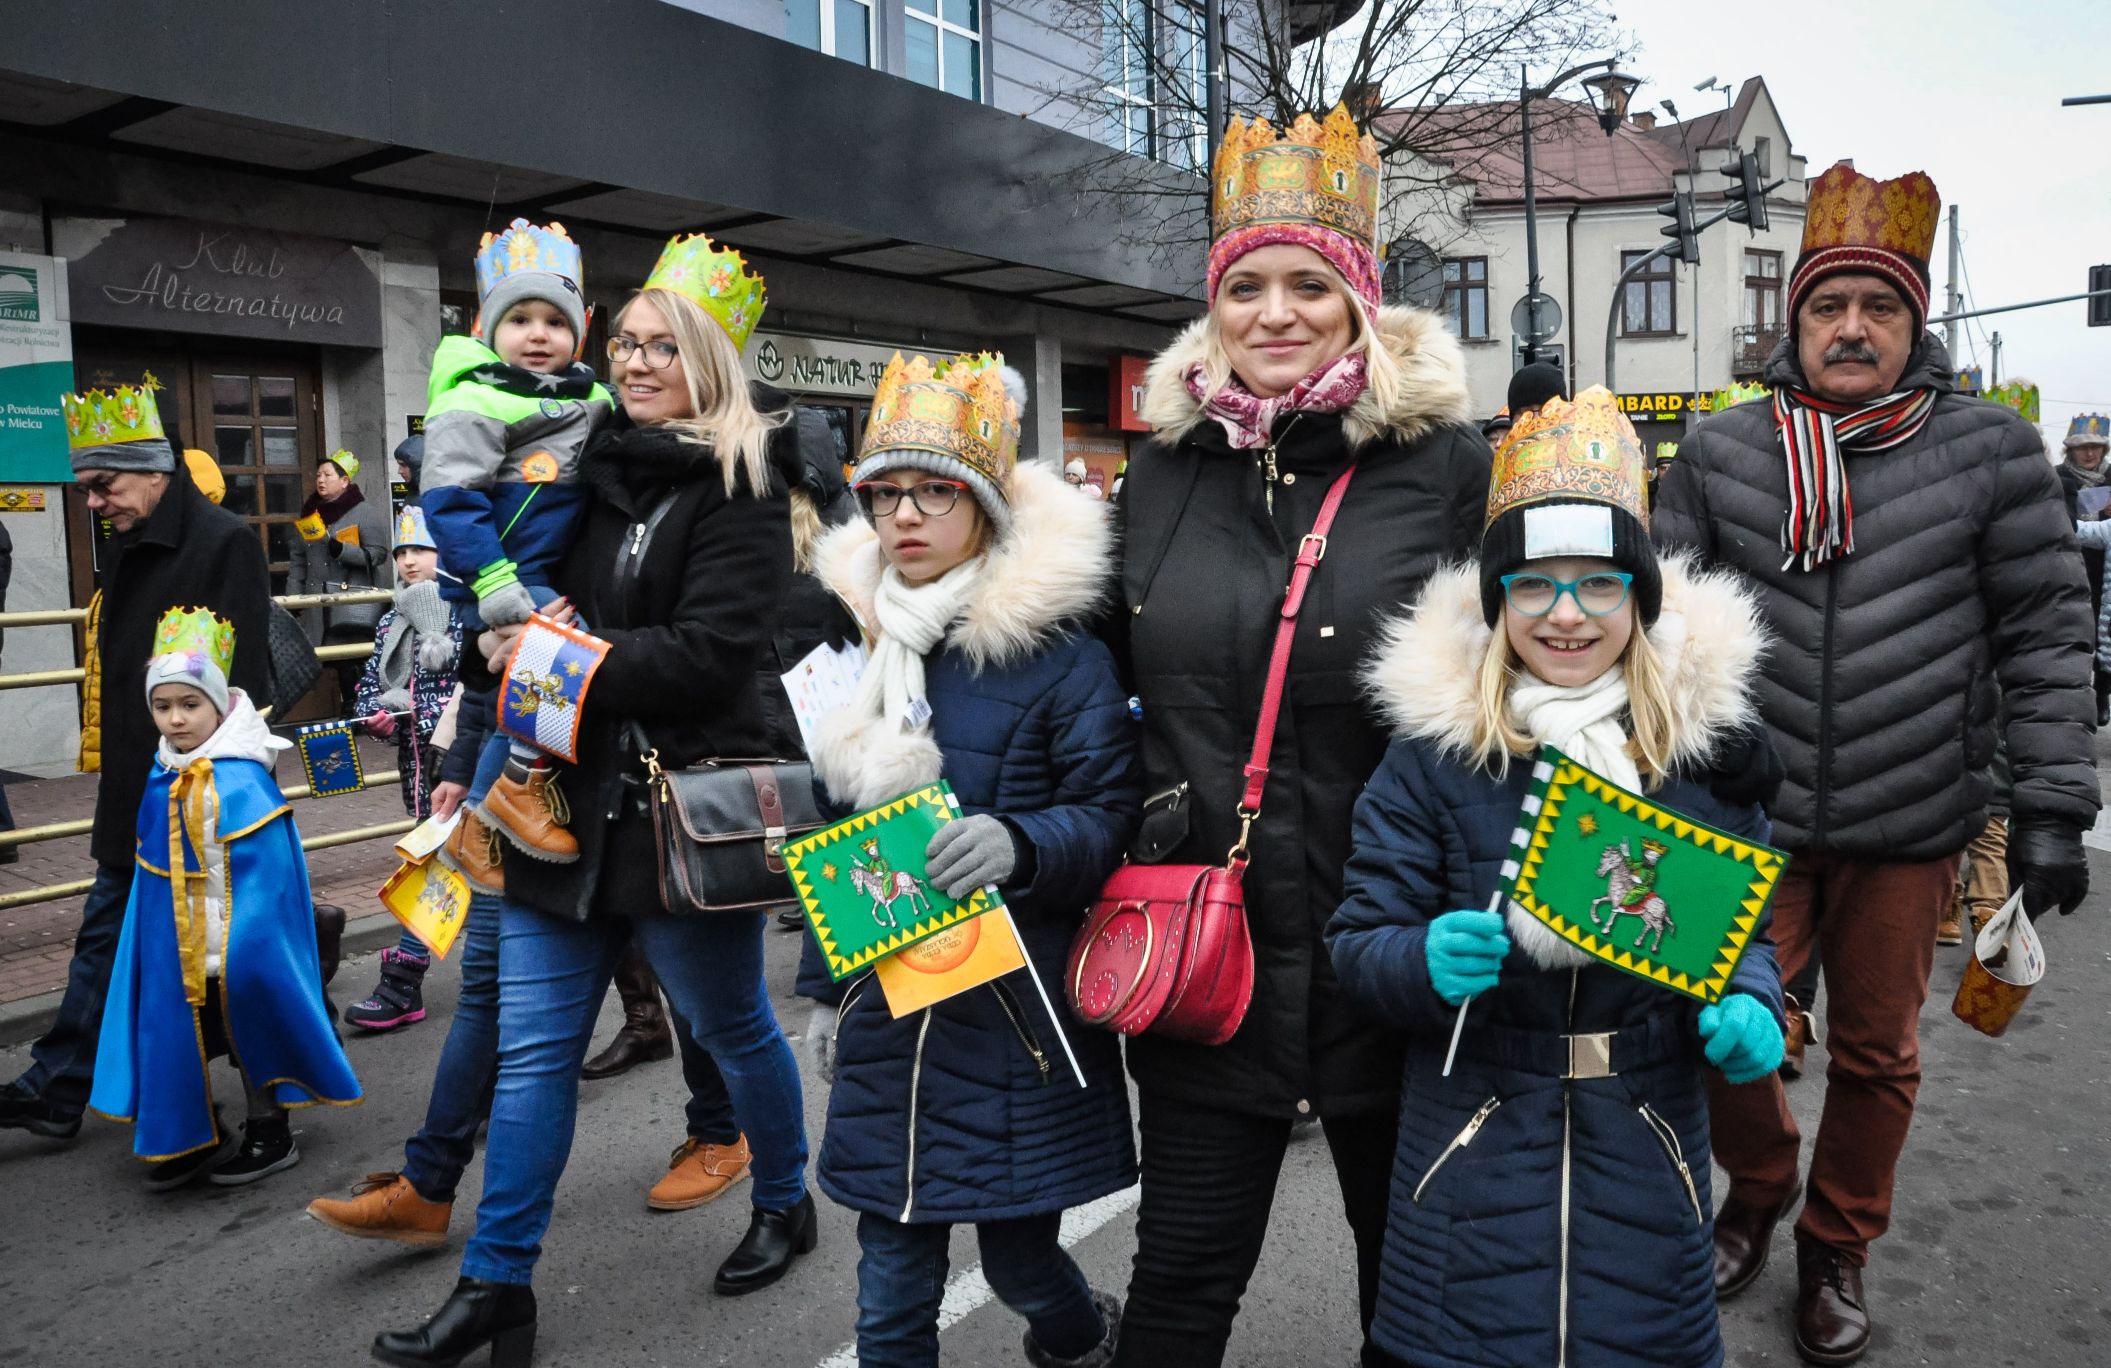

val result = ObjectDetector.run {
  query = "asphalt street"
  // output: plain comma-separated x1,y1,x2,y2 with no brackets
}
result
2,851,2106,1366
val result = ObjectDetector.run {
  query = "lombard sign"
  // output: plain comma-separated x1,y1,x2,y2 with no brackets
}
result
1617,391,1704,422
745,331,906,398
53,215,382,348
0,250,75,483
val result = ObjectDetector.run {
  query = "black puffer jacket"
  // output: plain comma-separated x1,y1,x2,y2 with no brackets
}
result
461,395,794,921
1115,306,1491,1120
1654,334,2098,858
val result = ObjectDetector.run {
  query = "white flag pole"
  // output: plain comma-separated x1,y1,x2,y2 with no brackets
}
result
1010,909,1089,1090
1441,890,1506,1079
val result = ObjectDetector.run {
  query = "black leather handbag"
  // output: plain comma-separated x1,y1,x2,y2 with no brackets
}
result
644,747,827,914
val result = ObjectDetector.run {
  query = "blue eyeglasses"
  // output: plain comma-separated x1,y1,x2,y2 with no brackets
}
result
1499,571,1635,617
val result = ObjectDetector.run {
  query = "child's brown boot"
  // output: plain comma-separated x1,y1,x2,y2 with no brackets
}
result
482,760,579,863
439,807,506,894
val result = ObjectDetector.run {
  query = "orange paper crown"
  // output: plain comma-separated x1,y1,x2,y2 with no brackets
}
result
1487,386,1649,530
859,352,1019,490
1212,105,1381,247
1790,162,1940,322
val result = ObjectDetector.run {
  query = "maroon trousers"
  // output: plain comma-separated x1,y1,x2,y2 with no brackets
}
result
1707,850,1960,1263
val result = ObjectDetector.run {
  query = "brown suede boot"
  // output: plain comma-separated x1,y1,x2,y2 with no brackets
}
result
440,807,505,895
306,1172,452,1246
1935,891,1965,946
1780,993,1817,1081
582,945,674,1079
647,1135,752,1211
481,759,580,863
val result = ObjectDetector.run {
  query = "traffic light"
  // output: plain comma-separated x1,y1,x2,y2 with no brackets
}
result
1721,152,1770,233
1657,191,1699,265
2090,264,2111,328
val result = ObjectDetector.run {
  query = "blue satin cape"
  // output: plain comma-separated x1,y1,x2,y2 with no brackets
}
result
89,754,362,1160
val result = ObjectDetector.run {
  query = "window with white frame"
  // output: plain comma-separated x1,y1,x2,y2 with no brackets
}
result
1099,0,1205,169
1162,1,1207,171
906,0,982,101
785,0,875,65
1102,0,1152,154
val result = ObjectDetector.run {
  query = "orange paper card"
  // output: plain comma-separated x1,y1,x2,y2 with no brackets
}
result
874,907,1028,1017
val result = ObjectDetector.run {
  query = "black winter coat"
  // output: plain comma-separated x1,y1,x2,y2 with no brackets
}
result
1654,334,2098,859
1115,306,1491,1119
92,463,273,866
462,401,795,921
758,408,860,759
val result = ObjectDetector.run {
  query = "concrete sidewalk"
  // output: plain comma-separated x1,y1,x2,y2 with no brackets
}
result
0,734,414,1042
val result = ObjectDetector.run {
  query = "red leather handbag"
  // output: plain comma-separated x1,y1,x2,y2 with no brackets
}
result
1067,463,1357,1045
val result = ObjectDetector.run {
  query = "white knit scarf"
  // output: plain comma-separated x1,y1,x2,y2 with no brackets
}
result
1502,664,1637,969
812,556,983,810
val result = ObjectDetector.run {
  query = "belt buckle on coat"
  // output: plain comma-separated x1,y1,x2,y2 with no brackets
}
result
1564,1031,1615,1080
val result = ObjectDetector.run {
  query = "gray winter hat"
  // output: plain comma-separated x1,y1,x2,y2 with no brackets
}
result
71,438,175,475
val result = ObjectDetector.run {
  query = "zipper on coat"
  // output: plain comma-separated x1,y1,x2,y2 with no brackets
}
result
1254,413,1301,518
1411,1095,1502,1204
900,1009,934,1221
1637,1103,1705,1226
990,982,1053,1086
1557,968,1579,1368
1814,562,1839,846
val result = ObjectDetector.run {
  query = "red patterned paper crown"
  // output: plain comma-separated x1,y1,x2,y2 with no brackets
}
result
1487,386,1648,530
1212,104,1380,246
1790,162,1940,321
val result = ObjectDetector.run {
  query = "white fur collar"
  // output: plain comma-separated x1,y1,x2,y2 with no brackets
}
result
1365,555,1768,970
1139,304,1473,452
813,460,1115,672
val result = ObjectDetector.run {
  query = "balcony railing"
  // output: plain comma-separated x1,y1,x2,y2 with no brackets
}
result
1733,324,1783,376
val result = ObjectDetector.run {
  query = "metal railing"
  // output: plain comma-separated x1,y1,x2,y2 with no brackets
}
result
0,587,413,911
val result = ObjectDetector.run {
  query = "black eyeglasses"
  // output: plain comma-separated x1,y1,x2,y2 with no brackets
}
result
607,336,680,369
856,479,970,519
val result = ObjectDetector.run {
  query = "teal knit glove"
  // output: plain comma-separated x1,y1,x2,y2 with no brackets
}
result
1698,993,1785,1084
1425,908,1510,1006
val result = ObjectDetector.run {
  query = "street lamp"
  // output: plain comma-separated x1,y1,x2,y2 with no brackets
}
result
1520,59,1639,364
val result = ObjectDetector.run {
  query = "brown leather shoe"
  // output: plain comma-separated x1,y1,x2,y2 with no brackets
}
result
306,1172,452,1246
648,1135,752,1211
1780,994,1816,1081
1935,898,1965,946
1714,1193,1793,1299
481,761,580,863
1795,1235,1871,1365
440,807,506,895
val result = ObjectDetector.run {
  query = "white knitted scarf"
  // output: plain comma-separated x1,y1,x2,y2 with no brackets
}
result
813,557,983,810
1503,663,1637,969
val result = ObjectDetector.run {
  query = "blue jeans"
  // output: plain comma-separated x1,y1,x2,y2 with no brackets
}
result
465,731,510,806
400,893,503,1202
16,862,135,1113
854,1211,1105,1368
672,1002,741,1147
462,901,809,1284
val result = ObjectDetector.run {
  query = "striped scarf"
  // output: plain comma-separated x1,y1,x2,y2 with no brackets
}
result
1773,385,1939,572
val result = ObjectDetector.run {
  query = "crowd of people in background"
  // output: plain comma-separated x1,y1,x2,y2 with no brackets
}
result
0,103,2101,1368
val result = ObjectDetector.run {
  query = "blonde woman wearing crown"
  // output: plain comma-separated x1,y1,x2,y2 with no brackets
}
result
1109,107,1492,1367
373,235,821,1368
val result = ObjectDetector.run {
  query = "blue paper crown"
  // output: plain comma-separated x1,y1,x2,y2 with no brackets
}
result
394,505,437,551
2069,413,2109,444
474,219,584,305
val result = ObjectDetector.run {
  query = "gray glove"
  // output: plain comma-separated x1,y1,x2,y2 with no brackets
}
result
395,578,452,635
924,815,1018,901
477,580,536,628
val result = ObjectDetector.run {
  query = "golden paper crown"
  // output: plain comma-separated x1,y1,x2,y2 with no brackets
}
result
1799,163,1940,264
642,232,767,351
151,605,236,679
860,352,1019,487
62,373,166,451
1212,104,1381,245
1487,386,1648,529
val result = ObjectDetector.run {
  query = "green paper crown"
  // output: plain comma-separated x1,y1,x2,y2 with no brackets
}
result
151,605,236,678
1700,381,1771,415
62,373,166,450
326,448,361,479
642,232,767,351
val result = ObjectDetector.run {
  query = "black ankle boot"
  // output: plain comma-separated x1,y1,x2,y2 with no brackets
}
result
372,1277,536,1368
712,1192,818,1296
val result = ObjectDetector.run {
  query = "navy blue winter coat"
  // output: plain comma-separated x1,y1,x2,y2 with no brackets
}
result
811,464,1143,1224
1326,561,1784,1368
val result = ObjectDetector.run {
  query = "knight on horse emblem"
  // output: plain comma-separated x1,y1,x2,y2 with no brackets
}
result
849,836,933,930
1589,837,1677,954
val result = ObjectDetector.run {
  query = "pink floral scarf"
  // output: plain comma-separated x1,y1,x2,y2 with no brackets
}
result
1184,353,1370,450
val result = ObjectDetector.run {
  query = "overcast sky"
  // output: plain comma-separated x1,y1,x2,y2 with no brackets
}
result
1607,0,2111,448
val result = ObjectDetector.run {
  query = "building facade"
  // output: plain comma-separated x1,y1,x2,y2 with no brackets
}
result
0,0,1316,777
1381,77,1811,442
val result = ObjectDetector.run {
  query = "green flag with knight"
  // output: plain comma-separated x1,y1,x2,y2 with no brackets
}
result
1501,746,1789,1003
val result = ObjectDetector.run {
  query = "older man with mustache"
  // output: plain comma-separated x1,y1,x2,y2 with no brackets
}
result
1651,163,2098,1365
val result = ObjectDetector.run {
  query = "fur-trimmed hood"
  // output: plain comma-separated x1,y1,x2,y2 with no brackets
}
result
1139,304,1473,452
1364,553,1767,772
813,460,1114,670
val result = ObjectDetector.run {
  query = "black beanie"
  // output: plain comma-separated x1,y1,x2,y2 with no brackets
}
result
1506,362,1568,419
1479,499,1662,627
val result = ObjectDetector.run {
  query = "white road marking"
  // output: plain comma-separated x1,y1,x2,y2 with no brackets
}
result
812,1185,1141,1367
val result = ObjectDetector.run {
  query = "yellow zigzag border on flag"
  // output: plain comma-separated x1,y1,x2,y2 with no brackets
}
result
1508,757,1783,1003
782,784,995,979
